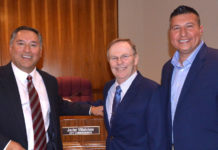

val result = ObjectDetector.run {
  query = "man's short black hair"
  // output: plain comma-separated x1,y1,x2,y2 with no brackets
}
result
170,5,200,25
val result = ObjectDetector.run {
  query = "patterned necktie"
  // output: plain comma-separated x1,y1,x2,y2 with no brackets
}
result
110,85,122,125
27,75,47,150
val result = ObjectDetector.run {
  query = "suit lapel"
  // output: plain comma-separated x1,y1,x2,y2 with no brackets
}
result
103,80,115,132
164,62,174,130
1,64,27,142
175,44,207,114
166,63,174,101
104,73,141,131
117,73,140,108
110,73,141,126
38,70,57,128
39,71,53,109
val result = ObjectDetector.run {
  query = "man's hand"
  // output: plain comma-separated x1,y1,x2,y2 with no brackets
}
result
90,106,104,116
6,140,25,150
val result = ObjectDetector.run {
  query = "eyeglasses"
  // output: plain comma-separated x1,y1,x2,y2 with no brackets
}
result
109,53,135,62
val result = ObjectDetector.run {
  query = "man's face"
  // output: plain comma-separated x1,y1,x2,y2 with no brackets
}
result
170,13,203,59
10,30,42,73
108,41,138,84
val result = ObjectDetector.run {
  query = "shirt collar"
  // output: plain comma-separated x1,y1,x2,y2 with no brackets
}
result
171,41,204,68
11,62,37,84
114,71,137,93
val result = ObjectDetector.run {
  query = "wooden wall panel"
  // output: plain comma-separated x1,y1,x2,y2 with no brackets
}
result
0,0,117,100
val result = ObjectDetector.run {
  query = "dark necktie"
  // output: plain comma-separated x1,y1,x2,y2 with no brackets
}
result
110,85,122,125
27,75,47,150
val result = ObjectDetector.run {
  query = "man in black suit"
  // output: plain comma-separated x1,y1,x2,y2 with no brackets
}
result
161,5,218,150
0,26,102,150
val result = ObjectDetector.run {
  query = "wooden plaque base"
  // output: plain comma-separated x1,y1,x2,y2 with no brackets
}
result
60,116,107,150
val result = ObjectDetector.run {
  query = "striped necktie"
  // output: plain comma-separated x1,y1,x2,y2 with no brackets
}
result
110,85,122,125
27,75,47,150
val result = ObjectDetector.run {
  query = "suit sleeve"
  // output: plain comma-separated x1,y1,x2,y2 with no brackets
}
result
0,135,10,150
41,72,91,116
58,97,91,116
52,78,91,116
147,87,169,150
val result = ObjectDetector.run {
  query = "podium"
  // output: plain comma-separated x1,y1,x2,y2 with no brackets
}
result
60,116,107,150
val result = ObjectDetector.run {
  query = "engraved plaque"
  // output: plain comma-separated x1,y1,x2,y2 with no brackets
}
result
62,126,100,135
60,116,107,150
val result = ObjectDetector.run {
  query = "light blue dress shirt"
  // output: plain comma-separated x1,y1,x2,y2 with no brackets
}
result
171,41,204,142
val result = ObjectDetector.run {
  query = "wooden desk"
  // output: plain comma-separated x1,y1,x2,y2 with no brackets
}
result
60,116,107,150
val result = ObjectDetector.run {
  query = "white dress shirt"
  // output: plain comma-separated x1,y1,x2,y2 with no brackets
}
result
106,71,137,123
11,63,50,150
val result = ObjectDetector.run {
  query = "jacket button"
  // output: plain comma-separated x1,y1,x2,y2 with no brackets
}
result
110,136,114,140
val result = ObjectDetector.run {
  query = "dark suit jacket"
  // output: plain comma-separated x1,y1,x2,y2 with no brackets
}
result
161,43,218,150
103,71,168,150
0,63,91,150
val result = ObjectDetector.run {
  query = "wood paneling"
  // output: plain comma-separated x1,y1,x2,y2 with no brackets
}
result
0,0,117,100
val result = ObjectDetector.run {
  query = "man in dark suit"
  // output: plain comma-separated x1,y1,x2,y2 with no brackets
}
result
103,38,167,150
161,5,218,150
0,26,103,150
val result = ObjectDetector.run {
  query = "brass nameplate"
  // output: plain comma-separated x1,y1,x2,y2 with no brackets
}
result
62,126,100,135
